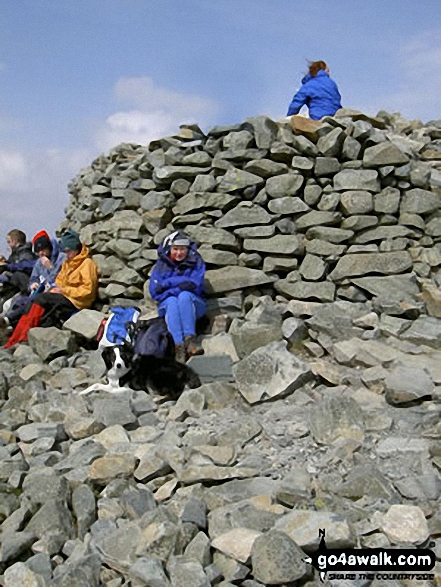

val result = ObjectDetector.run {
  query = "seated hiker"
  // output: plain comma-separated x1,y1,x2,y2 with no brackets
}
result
149,231,206,363
287,60,342,120
5,229,98,348
0,229,37,310
0,230,66,331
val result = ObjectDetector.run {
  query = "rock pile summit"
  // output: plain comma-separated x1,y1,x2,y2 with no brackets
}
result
1,109,441,585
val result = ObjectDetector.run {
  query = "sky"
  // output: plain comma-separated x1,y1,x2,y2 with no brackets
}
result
1,0,441,256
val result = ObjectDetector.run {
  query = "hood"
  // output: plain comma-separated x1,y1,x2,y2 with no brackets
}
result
63,244,90,270
157,238,199,268
50,237,61,262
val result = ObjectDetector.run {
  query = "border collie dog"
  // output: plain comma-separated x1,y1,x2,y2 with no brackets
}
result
80,344,201,397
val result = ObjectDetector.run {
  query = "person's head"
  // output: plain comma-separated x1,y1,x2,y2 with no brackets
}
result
163,231,190,263
60,229,82,260
308,60,329,77
7,229,26,250
32,230,53,258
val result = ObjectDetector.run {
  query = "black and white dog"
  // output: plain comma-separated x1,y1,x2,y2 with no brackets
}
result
80,343,201,397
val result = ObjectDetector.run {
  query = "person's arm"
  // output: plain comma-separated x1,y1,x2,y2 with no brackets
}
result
6,258,36,273
56,259,97,307
287,84,311,116
178,257,206,296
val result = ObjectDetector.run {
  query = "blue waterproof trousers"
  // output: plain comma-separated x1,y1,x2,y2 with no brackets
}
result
158,291,206,344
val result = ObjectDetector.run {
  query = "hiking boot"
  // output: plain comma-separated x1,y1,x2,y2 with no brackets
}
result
185,335,203,357
175,343,187,364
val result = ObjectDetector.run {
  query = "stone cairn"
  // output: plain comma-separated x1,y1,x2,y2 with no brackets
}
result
1,110,441,585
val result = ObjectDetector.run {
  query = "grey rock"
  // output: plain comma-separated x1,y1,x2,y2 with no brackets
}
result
317,191,340,211
309,396,365,444
217,168,265,192
28,327,74,362
341,214,378,231
306,226,354,243
186,225,239,250
333,169,381,192
0,531,37,564
329,251,412,280
130,556,170,587
27,499,75,555
205,266,275,293
291,155,314,172
305,239,346,257
251,530,307,584
153,165,211,183
4,562,47,587
299,254,326,280
173,192,237,215
363,142,409,166
276,279,336,302
265,173,304,198
233,341,311,404
401,316,441,349
243,115,278,148
400,187,441,214
187,354,234,383
244,235,303,255
314,156,341,176
340,190,373,214
275,510,355,551
244,159,288,178
317,127,345,157
215,202,273,228
62,309,106,340
296,210,341,230
23,469,70,506
374,186,401,214
267,196,310,214
93,398,137,427
72,484,96,539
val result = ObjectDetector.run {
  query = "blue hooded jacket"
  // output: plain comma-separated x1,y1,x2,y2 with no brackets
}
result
149,236,205,304
29,238,66,290
287,70,342,120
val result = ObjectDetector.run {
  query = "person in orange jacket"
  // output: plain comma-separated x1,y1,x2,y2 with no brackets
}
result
5,229,98,348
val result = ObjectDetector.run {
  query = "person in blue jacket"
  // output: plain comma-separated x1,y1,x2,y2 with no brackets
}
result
0,229,37,310
149,231,206,363
0,230,66,330
287,60,342,120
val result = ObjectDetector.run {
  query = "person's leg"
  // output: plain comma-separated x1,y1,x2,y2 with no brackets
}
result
34,293,76,327
5,294,31,328
177,291,206,357
177,291,206,338
10,271,31,294
158,296,184,344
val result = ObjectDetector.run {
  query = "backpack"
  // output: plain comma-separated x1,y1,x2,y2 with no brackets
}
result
128,316,174,360
97,306,140,348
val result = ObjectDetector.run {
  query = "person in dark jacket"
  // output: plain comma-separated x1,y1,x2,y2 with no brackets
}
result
0,230,66,330
149,231,206,363
0,229,37,309
287,60,342,120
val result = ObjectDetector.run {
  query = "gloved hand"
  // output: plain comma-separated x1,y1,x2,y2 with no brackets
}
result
155,284,165,294
178,281,196,292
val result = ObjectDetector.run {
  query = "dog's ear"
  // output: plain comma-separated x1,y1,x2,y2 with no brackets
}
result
101,347,115,370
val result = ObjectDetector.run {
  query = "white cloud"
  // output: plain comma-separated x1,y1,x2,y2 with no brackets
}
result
96,76,220,151
0,150,28,191
0,148,92,255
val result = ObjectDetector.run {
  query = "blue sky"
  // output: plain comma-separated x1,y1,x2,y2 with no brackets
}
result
1,0,441,255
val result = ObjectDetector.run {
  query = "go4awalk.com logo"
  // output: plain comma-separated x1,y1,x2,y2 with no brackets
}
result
303,529,436,582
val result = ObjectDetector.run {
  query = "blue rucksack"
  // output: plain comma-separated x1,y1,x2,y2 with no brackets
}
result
128,316,174,360
97,306,140,348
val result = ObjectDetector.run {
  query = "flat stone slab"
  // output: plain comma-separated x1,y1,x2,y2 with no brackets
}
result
329,251,412,281
233,341,311,404
205,266,275,294
380,505,429,545
275,510,355,551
